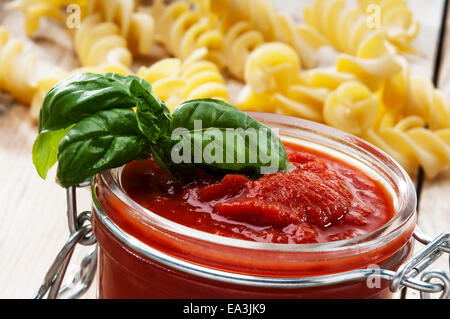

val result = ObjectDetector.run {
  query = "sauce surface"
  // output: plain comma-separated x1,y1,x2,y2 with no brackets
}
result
121,142,394,244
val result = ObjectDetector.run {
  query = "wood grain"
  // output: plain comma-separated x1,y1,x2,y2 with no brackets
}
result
0,0,449,299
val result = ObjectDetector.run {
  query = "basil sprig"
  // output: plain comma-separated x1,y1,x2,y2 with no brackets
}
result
32,73,290,188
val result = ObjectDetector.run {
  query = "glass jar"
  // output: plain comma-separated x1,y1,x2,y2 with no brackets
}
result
92,112,417,299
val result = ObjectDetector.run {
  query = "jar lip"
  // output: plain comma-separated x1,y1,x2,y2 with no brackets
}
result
95,112,417,253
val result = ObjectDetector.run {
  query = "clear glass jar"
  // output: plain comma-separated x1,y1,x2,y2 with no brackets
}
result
92,112,417,299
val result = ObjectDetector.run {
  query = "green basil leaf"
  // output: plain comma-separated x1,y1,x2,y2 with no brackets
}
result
131,78,173,172
38,73,146,133
170,98,290,174
32,126,73,179
56,108,149,188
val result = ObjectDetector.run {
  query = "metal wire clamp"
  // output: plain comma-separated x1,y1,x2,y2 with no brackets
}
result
34,182,97,299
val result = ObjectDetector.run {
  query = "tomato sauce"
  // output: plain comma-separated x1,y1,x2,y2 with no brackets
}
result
120,142,394,244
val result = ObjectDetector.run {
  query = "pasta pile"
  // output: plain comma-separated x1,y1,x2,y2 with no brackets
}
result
137,47,228,111
303,0,418,56
87,0,154,55
74,13,133,68
6,0,87,36
151,0,224,67
358,0,419,53
2,0,450,178
364,117,450,177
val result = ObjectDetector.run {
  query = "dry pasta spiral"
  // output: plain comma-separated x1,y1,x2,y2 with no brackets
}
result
358,0,419,53
244,42,300,94
336,31,403,91
88,0,154,55
237,42,357,122
304,0,375,55
222,21,264,80
381,62,450,131
137,48,228,111
74,13,132,68
269,68,359,122
237,42,324,121
200,0,329,69
6,0,87,36
323,81,379,136
151,0,223,66
363,116,450,178
0,27,37,104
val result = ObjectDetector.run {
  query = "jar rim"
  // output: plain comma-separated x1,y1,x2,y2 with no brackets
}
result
94,112,417,253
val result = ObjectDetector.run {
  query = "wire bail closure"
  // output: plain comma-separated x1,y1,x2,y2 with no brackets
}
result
35,184,449,299
34,182,97,299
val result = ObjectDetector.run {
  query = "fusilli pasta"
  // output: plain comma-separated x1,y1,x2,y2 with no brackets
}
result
137,48,228,111
323,81,379,135
200,0,329,69
364,116,450,178
236,42,358,122
88,0,154,55
7,0,74,36
304,0,376,56
74,13,132,67
381,61,450,131
336,31,403,91
0,27,37,104
151,0,223,67
358,0,419,53
6,0,86,36
222,21,264,80
244,42,300,94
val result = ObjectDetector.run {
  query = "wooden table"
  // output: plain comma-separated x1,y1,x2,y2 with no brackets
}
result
0,0,449,299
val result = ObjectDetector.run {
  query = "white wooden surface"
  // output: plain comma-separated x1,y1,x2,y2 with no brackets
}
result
0,0,449,299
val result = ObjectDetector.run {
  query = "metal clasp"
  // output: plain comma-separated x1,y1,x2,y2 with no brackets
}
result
390,230,450,299
34,182,97,299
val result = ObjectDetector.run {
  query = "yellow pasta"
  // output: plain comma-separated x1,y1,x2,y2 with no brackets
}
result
237,76,331,122
151,0,223,67
323,81,379,135
304,0,375,55
197,0,329,69
138,48,228,111
244,42,300,94
237,41,324,121
0,27,37,104
7,0,87,36
336,31,403,91
364,116,450,178
88,0,134,35
88,0,154,55
381,62,450,131
237,43,359,123
3,0,450,179
304,0,419,55
272,85,328,122
222,21,264,80
358,0,419,53
74,13,132,68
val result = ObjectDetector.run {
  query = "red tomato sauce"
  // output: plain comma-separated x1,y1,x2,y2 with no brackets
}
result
120,142,394,244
